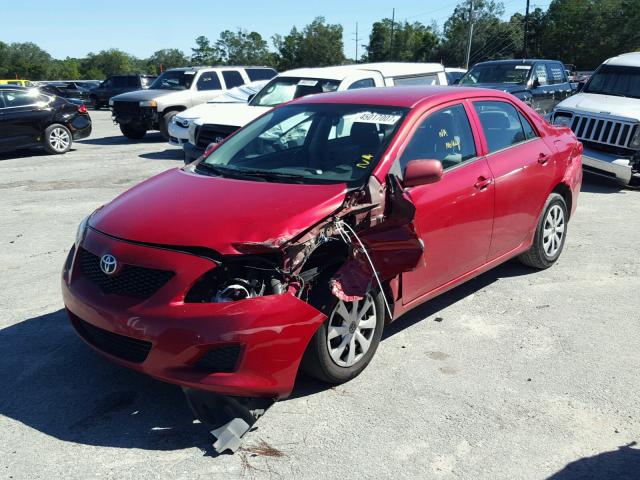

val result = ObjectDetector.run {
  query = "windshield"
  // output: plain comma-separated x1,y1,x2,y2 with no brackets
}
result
250,77,341,107
583,65,640,99
459,64,531,85
199,103,407,186
149,71,195,90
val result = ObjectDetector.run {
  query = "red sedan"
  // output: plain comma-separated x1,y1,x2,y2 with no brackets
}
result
62,86,582,401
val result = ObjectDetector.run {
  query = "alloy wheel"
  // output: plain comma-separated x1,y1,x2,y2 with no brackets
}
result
326,293,377,367
49,127,70,152
542,204,565,257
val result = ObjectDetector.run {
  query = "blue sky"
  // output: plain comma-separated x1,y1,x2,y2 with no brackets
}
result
2,0,537,60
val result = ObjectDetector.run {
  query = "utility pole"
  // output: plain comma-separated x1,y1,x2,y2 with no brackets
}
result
465,0,474,69
390,8,395,60
355,22,359,63
523,0,530,58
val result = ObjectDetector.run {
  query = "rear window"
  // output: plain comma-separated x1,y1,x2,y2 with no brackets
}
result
393,74,439,86
246,68,277,82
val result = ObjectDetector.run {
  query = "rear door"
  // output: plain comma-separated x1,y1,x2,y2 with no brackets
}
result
471,99,555,260
193,70,224,104
546,62,573,106
0,90,51,147
398,101,495,303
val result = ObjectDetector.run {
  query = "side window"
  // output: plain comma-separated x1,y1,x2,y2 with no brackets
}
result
246,68,277,81
196,72,222,91
127,76,140,87
399,104,476,172
474,101,528,153
348,78,376,90
532,64,548,86
547,63,566,85
112,76,128,88
222,70,245,89
102,78,113,88
0,94,6,108
1,90,39,107
393,74,439,86
518,112,538,140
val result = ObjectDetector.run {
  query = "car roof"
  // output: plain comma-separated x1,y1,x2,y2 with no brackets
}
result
289,85,512,108
474,59,563,66
605,52,640,67
280,62,445,81
165,66,275,72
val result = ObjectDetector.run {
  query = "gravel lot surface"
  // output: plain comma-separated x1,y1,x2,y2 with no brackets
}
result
1,110,639,479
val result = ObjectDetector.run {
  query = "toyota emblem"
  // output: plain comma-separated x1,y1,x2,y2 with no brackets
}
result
100,254,118,275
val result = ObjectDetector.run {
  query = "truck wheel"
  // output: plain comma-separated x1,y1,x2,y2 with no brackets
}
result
301,287,385,384
43,124,72,154
119,123,147,140
160,111,178,141
518,193,568,269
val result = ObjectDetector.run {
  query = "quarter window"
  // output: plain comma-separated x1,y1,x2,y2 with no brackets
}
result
474,101,530,153
222,71,245,89
393,74,439,86
399,104,476,172
348,78,375,90
196,72,222,91
518,112,538,140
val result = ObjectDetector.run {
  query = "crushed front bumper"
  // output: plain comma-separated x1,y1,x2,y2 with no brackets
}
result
61,229,326,398
581,145,638,185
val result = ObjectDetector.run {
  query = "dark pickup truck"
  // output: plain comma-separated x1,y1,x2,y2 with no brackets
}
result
89,74,156,109
458,59,575,116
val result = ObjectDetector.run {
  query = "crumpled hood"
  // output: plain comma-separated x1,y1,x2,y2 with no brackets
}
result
555,93,640,120
465,83,527,94
110,89,177,102
194,103,271,127
89,168,348,255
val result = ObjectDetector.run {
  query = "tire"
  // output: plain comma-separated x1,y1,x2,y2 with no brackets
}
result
119,123,147,140
43,124,72,154
159,111,178,141
518,193,568,269
301,287,385,384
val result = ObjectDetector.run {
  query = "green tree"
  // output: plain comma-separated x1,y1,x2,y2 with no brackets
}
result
216,29,275,66
191,35,222,65
80,49,139,78
365,19,439,62
49,57,81,79
147,48,189,74
5,42,52,80
273,17,345,70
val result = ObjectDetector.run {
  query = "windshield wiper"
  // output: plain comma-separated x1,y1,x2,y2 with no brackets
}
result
234,169,307,182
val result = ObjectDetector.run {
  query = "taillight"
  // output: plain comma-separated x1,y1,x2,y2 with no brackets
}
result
77,104,87,114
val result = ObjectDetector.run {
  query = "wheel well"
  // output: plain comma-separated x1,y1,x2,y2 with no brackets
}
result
160,106,186,116
552,182,572,218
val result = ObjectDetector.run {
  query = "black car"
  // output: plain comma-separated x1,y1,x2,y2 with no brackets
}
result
458,59,575,116
0,86,92,154
89,74,156,109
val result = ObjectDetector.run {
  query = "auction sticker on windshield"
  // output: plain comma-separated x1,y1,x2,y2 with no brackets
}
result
298,79,318,86
515,65,532,70
354,112,402,125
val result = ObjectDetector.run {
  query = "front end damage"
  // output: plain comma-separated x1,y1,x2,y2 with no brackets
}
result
184,174,423,452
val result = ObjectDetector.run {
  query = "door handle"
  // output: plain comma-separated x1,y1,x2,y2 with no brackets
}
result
538,153,549,165
474,177,493,190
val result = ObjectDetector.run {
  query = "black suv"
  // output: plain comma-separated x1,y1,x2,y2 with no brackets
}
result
458,59,575,116
0,86,92,155
89,74,155,109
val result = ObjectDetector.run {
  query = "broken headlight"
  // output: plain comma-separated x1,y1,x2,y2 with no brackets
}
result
185,255,286,303
629,126,640,149
552,112,573,128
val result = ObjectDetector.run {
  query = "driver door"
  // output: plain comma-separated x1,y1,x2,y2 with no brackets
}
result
398,102,495,304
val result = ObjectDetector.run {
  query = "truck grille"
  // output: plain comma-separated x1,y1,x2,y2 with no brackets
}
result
195,124,239,149
71,314,152,363
569,113,639,149
112,101,141,118
79,248,174,299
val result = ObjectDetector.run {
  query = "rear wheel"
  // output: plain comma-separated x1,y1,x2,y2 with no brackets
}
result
302,289,385,384
43,124,72,154
119,123,146,139
159,111,178,141
518,193,568,269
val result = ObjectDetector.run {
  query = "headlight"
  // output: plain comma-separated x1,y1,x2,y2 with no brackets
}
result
629,126,640,149
553,113,573,128
188,123,198,144
75,215,89,245
139,100,157,108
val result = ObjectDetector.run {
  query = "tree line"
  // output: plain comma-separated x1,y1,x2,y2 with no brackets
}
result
1,0,639,81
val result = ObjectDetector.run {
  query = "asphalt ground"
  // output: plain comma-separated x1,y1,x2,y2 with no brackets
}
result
1,110,639,479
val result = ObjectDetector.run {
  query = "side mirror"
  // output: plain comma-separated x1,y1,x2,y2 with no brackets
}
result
403,159,443,187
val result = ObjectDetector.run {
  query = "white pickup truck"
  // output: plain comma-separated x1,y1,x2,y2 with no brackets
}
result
551,52,640,186
181,62,449,163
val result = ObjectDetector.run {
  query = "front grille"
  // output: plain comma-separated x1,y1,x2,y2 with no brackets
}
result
112,101,141,118
195,124,238,149
72,315,152,363
79,248,174,298
195,345,241,373
567,113,639,149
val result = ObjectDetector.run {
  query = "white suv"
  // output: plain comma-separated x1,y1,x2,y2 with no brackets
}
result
108,66,276,140
551,52,640,186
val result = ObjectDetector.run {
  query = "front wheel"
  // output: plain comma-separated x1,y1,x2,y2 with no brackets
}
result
518,193,568,269
159,111,178,141
302,289,385,384
119,123,147,139
43,124,72,154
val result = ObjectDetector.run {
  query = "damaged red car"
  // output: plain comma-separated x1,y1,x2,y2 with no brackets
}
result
62,86,582,408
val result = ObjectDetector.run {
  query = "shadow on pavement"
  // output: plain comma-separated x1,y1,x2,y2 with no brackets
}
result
547,443,640,480
78,133,166,146
139,149,184,161
580,172,627,194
